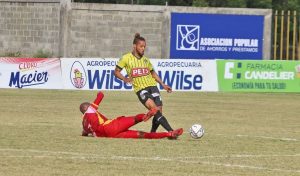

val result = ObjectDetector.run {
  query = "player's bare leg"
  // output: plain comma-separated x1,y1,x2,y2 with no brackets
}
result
142,108,158,122
144,99,173,132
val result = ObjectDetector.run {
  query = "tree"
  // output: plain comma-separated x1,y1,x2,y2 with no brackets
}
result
193,0,246,8
167,0,193,6
246,0,272,9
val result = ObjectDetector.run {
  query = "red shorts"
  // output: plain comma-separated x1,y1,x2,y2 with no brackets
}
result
103,116,137,137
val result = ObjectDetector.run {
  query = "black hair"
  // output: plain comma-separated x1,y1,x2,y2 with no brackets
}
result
133,33,145,44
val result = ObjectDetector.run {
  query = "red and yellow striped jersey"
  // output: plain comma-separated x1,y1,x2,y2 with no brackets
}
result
117,52,157,92
82,108,113,137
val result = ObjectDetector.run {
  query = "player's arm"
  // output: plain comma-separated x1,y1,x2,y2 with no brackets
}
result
90,92,104,110
114,57,133,84
81,129,89,136
82,119,92,136
82,113,100,136
114,66,132,84
151,70,172,93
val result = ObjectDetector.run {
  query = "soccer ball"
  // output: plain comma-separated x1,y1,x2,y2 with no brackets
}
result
189,124,204,139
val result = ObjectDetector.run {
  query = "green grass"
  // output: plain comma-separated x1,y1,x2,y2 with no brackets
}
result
0,89,299,176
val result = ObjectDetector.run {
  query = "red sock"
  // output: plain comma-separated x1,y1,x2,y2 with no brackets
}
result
143,132,170,139
114,131,171,139
134,113,145,123
91,92,104,109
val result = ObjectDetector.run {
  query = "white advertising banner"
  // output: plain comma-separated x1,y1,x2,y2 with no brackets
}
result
0,58,63,89
60,58,218,91
152,59,218,91
60,58,127,90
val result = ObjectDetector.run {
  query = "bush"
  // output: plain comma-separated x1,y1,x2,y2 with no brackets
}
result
1,51,22,57
33,49,52,58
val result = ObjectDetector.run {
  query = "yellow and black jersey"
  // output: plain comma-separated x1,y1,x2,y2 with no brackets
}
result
117,52,157,92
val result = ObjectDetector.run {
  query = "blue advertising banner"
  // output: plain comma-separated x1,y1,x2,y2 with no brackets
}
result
170,13,264,60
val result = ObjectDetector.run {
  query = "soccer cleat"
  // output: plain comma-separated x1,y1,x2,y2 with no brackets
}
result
168,128,183,139
143,108,158,122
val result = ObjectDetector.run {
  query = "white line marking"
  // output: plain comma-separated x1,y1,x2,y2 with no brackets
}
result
183,131,299,142
1,148,300,173
187,160,300,173
214,133,299,142
0,148,91,156
177,154,300,159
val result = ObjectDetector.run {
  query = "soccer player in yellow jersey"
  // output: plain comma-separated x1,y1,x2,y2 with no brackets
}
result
114,33,182,135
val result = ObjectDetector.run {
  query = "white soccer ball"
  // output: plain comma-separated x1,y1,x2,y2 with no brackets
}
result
189,124,205,139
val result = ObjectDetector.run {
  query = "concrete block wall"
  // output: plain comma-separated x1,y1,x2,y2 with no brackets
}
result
69,3,166,58
0,0,272,59
0,1,60,57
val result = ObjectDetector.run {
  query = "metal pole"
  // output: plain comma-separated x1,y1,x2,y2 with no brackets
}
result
280,10,284,60
292,11,296,60
273,10,278,60
298,14,300,60
286,10,290,60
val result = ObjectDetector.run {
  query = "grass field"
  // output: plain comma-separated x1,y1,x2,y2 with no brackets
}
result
0,89,299,176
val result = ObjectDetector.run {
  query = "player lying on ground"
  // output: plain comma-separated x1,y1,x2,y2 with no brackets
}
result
79,92,183,139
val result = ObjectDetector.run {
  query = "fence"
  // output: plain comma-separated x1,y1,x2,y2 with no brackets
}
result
273,10,300,60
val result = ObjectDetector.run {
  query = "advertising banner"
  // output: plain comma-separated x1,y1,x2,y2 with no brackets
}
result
151,59,218,91
170,13,264,60
0,58,63,89
60,58,218,91
217,60,300,92
61,58,130,90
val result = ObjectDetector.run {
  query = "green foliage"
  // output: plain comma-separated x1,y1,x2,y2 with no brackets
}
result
225,0,247,8
2,51,22,57
287,1,300,11
193,0,272,9
167,0,192,6
73,0,299,11
205,0,245,8
247,0,272,9
136,0,165,5
33,49,52,58
192,0,209,7
75,0,193,6
72,0,298,11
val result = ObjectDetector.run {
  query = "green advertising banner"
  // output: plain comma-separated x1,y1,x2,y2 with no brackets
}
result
217,60,300,92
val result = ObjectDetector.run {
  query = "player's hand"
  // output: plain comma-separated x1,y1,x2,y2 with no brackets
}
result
97,91,104,97
163,84,172,93
82,130,89,136
124,77,133,85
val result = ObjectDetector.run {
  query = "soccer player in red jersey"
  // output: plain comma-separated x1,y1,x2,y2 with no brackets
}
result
80,91,183,139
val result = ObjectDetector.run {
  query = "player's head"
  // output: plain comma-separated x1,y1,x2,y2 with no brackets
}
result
133,33,146,57
80,102,90,114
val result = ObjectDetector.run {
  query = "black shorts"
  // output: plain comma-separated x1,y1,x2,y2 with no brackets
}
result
136,86,162,107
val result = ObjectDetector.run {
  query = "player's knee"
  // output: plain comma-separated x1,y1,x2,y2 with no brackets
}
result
137,131,145,138
134,113,145,123
153,110,162,117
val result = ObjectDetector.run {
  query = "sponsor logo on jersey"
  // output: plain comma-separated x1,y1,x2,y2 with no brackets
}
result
131,68,150,78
